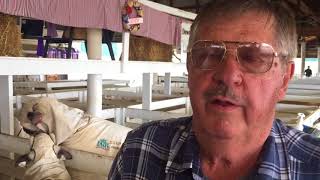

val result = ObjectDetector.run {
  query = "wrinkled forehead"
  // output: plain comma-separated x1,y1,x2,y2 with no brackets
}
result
191,10,277,47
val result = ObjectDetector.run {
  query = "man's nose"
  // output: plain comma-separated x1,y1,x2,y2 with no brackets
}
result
212,53,243,86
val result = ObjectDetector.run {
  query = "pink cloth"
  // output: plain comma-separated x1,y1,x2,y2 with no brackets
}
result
0,0,181,45
46,22,58,37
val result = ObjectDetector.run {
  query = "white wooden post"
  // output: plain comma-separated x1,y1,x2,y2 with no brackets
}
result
78,91,84,103
15,95,22,110
164,72,171,95
0,76,14,135
301,41,306,78
317,47,320,76
0,75,15,180
87,75,102,116
142,73,153,110
87,28,102,117
121,32,130,73
185,97,192,115
115,108,126,125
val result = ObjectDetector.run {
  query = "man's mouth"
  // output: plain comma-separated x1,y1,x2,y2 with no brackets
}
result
208,97,240,111
211,99,235,106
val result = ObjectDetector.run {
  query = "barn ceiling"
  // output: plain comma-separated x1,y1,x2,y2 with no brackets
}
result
149,0,320,57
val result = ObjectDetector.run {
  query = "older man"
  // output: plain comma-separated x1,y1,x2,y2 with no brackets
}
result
109,0,320,179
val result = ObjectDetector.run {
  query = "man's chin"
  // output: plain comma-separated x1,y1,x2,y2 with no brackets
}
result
194,118,245,140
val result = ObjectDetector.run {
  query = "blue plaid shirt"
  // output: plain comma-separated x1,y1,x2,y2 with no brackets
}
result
108,117,320,180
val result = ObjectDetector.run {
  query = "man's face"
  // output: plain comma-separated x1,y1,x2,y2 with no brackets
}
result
188,11,294,142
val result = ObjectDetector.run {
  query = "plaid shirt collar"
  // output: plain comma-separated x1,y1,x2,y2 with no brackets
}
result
164,119,296,179
165,118,205,179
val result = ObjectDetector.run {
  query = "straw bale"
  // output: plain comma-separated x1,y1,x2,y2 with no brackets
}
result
0,13,22,56
129,35,172,62
63,27,87,40
46,75,60,81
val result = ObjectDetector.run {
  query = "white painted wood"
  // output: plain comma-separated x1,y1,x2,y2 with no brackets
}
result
142,73,153,110
121,32,130,73
14,80,130,89
0,76,14,135
125,108,185,122
0,57,187,75
15,96,22,110
126,61,187,75
115,108,126,125
139,0,197,20
158,75,188,83
148,97,188,110
0,91,17,180
282,94,320,106
185,97,192,115
300,41,306,76
129,97,188,110
0,57,120,75
87,28,102,60
153,85,189,94
288,84,320,90
87,28,103,117
286,89,320,96
78,91,85,103
101,109,115,119
78,90,88,103
14,91,81,102
87,74,102,117
103,90,173,99
104,90,141,98
164,72,171,95
0,133,113,175
276,103,318,112
291,78,320,85
304,109,320,127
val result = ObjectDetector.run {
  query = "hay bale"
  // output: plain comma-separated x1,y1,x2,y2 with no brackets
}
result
0,13,22,56
129,35,172,62
63,27,87,39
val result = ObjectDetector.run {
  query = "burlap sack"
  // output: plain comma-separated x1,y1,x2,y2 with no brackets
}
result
24,133,71,180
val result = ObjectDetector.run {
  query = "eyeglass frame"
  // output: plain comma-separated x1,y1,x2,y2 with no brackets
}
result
187,40,288,74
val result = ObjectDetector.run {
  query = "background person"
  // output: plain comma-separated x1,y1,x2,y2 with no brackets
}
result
305,66,312,77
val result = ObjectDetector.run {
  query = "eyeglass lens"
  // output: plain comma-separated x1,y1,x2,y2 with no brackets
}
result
191,41,275,73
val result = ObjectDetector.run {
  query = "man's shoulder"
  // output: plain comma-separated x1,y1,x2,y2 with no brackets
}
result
126,117,191,143
276,120,320,168
109,117,193,179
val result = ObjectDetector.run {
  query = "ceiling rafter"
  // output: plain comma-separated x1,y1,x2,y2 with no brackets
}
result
286,0,320,25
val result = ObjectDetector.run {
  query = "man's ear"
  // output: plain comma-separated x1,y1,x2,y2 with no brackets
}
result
278,61,295,100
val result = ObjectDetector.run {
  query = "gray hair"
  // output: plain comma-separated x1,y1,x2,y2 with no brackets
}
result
188,0,297,61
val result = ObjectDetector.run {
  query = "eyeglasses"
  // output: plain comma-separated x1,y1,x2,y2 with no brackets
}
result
188,40,286,74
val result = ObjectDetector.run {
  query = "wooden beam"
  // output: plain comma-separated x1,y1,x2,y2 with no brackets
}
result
125,108,185,121
0,57,187,75
139,0,197,20
297,26,320,37
286,0,320,24
129,97,188,110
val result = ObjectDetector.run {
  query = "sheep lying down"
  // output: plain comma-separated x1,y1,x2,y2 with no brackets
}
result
16,133,72,180
16,97,132,180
